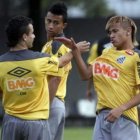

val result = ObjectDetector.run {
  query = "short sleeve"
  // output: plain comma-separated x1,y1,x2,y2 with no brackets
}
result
43,56,59,75
47,67,65,77
42,41,52,53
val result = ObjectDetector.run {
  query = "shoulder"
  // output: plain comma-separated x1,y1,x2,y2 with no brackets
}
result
32,51,50,58
42,40,53,52
0,50,50,62
0,52,9,61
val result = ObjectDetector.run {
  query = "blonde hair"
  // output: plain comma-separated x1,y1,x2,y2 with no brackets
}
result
105,16,138,46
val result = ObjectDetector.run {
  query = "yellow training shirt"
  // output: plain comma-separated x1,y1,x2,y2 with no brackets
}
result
42,40,72,101
0,53,59,120
91,47,140,124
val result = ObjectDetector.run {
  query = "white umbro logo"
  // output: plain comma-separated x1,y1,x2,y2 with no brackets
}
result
117,56,126,64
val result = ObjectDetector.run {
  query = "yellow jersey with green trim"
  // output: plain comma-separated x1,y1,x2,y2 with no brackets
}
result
91,47,140,124
42,40,72,101
0,50,59,120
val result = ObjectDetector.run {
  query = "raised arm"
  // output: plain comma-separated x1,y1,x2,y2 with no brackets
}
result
55,37,92,80
58,51,73,68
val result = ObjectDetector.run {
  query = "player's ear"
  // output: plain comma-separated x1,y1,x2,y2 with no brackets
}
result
126,27,131,36
127,32,130,36
23,33,27,41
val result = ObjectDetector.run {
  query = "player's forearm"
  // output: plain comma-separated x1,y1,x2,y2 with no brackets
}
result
72,48,89,80
48,76,61,104
58,51,73,68
54,36,90,78
120,93,140,112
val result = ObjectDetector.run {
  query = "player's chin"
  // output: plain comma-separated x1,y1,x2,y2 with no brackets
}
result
112,42,120,48
48,32,55,37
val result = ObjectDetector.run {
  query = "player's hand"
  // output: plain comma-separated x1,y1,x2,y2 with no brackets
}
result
54,37,77,50
54,37,90,52
105,107,124,123
76,41,90,53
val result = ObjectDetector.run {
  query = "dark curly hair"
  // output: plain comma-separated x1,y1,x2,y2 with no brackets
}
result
5,15,33,47
48,2,67,23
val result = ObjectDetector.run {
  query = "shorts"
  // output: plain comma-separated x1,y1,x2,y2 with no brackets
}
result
93,110,140,140
1,113,51,140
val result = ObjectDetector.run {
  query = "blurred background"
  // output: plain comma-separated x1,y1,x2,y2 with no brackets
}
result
0,0,140,139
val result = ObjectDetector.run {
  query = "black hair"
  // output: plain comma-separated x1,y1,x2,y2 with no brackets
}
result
5,15,33,48
48,2,67,23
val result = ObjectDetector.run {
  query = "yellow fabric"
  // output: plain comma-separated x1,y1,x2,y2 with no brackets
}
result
0,57,59,120
92,47,140,124
42,40,72,101
87,43,98,64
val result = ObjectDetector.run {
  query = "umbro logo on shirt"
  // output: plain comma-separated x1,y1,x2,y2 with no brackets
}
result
7,67,31,77
7,67,34,91
117,56,126,64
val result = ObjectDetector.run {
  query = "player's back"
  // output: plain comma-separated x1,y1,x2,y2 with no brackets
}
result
0,49,59,120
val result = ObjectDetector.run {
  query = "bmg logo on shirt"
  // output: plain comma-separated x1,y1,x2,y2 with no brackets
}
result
6,77,35,91
93,62,119,79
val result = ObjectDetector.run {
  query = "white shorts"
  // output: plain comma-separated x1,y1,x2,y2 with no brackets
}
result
93,110,140,140
1,113,51,140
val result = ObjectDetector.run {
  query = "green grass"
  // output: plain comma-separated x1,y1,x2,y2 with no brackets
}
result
64,127,93,140
0,126,93,140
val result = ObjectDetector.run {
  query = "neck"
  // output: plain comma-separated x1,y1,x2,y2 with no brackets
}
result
10,43,28,51
116,41,134,50
47,36,53,41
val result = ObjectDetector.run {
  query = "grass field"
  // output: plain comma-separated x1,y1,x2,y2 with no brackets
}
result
64,127,93,140
0,126,93,140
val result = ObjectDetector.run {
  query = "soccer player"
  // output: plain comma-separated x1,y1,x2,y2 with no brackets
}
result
0,15,89,140
55,16,140,140
42,2,89,140
42,2,71,106
42,2,69,138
